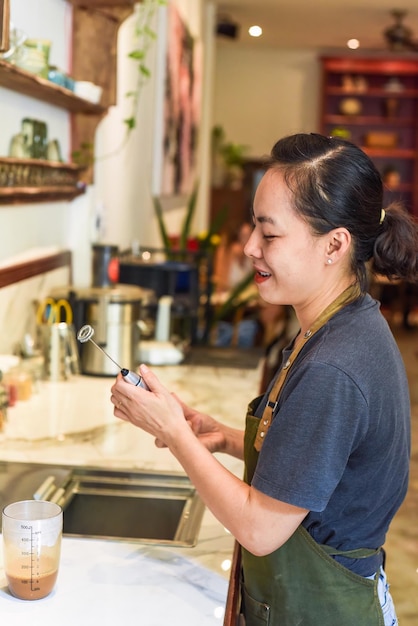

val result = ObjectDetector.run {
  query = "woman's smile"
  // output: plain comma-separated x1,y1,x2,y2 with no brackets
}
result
254,268,271,284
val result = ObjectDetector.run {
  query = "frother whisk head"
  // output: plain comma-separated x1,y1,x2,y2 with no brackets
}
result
76,323,123,371
76,323,145,387
77,324,95,343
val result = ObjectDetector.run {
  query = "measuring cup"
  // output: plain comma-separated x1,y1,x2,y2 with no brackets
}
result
2,500,62,600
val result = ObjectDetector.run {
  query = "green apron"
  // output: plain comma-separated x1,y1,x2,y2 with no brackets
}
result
239,286,385,625
240,406,384,626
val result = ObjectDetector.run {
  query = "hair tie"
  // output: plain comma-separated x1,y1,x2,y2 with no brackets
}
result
380,209,386,224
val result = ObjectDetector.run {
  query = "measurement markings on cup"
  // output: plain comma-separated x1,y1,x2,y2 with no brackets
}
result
30,527,42,592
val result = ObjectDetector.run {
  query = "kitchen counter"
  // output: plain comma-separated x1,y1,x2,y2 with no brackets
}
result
0,360,262,623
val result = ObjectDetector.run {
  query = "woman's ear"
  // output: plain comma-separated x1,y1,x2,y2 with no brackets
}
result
326,228,351,262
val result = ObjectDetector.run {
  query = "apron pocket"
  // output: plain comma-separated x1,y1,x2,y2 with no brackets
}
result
242,585,271,626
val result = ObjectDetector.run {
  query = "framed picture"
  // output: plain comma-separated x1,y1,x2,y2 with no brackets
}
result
152,3,201,204
0,0,10,53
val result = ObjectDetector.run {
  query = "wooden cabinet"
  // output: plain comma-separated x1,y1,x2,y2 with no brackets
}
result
320,56,418,218
69,0,136,183
210,187,247,238
210,160,268,239
0,0,136,203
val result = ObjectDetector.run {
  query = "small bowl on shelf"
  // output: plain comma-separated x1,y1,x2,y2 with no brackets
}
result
339,97,362,116
73,81,103,104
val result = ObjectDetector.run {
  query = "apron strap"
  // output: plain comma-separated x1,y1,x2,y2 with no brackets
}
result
320,544,381,559
255,283,361,451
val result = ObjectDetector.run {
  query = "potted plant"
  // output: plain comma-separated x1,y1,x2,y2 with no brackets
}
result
211,125,248,189
220,141,248,188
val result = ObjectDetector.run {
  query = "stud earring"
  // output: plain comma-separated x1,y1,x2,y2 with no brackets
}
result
327,258,332,265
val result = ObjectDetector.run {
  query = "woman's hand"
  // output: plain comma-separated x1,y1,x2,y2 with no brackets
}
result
111,366,303,555
169,396,227,453
110,365,188,448
110,365,244,458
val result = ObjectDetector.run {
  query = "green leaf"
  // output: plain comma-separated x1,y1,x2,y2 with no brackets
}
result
124,117,136,130
207,204,229,237
152,195,172,250
144,26,157,39
139,64,151,77
129,50,146,60
180,182,199,250
212,271,256,323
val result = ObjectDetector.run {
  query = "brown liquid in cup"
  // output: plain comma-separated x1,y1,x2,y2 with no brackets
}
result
6,558,58,600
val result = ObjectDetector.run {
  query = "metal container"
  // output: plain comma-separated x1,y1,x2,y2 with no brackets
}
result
91,244,119,288
37,322,81,381
76,284,152,376
50,284,155,377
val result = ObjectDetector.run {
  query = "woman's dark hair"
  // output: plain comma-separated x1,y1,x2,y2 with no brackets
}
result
267,133,418,291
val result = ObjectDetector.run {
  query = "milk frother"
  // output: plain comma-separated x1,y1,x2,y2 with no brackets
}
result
77,324,148,388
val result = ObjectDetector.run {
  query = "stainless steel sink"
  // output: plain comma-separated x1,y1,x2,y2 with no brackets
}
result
0,461,205,547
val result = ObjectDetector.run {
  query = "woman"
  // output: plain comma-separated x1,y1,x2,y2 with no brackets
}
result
213,221,254,293
212,221,262,347
111,133,417,625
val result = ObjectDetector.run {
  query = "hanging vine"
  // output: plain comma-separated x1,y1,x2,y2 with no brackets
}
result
73,0,166,166
123,0,166,133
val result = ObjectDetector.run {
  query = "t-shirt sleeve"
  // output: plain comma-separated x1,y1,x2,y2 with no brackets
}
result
251,361,369,512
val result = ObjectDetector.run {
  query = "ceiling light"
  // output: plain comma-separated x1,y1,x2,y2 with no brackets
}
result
249,25,262,38
347,38,360,50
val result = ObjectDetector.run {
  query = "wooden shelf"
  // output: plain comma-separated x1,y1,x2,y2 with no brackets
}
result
361,148,416,159
383,182,413,193
320,55,418,217
0,0,136,199
0,157,86,204
324,115,415,126
67,0,136,6
0,250,72,288
322,56,418,76
0,60,106,113
325,87,418,98
70,1,135,182
0,185,86,204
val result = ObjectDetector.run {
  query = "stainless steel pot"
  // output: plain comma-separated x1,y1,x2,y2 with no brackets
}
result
78,285,154,376
50,284,155,377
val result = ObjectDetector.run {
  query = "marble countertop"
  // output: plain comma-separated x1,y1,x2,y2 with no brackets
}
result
0,360,262,623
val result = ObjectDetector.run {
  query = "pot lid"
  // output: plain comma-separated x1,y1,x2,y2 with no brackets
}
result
51,284,156,304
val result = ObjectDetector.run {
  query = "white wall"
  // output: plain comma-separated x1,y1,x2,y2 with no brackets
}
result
0,0,210,287
1,0,91,286
0,0,212,354
94,0,211,252
0,0,324,353
1,2,321,275
212,45,321,158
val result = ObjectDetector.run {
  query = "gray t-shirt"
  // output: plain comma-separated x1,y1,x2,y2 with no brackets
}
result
253,294,410,575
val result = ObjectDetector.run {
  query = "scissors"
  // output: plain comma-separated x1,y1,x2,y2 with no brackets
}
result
36,297,73,325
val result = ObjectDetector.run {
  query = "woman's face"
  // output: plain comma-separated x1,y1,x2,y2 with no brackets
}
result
244,169,329,309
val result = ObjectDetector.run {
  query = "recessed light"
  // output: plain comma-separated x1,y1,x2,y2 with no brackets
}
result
249,25,263,38
347,38,360,49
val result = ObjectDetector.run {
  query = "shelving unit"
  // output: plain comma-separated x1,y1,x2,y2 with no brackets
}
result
320,56,418,218
0,0,136,203
0,59,106,113
0,156,86,204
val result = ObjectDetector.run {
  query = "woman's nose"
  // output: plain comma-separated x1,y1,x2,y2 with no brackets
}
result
244,229,259,258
